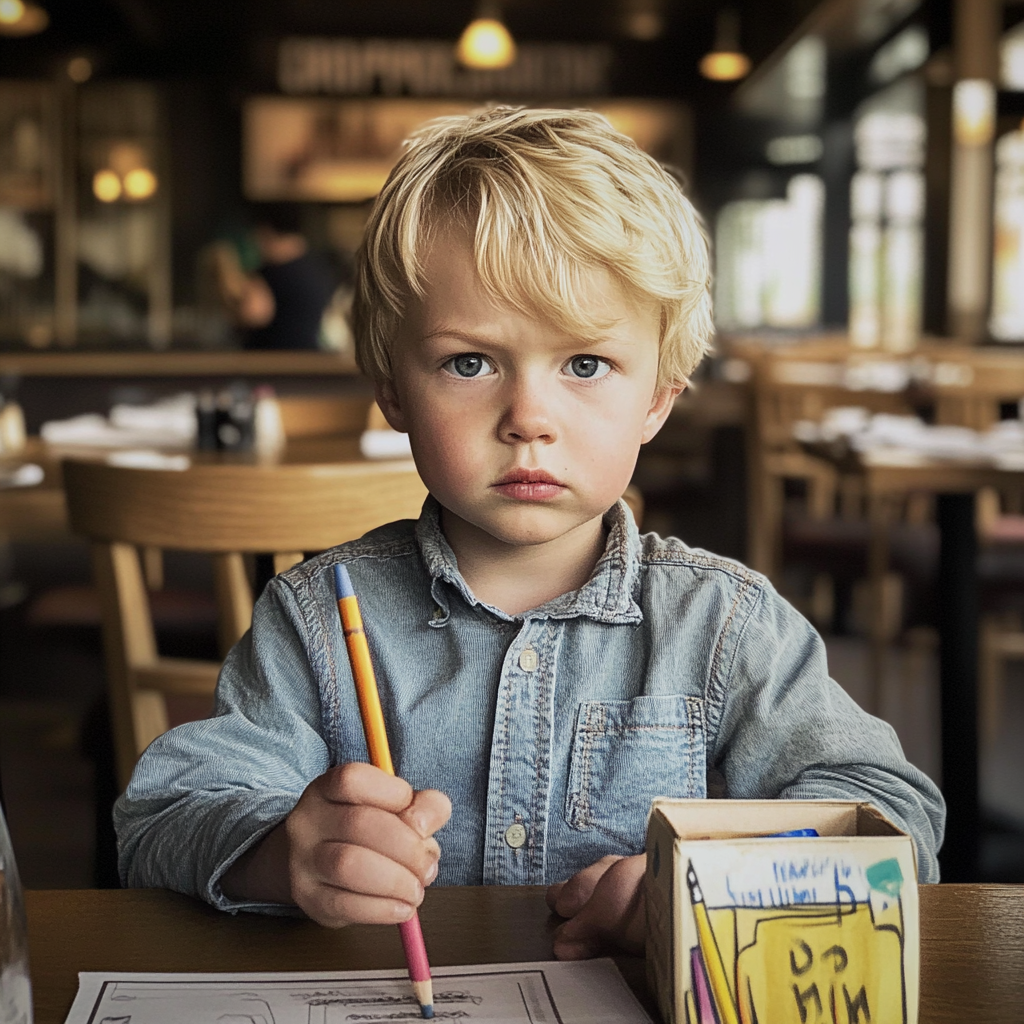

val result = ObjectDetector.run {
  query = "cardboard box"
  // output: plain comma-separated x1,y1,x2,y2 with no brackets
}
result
645,799,919,1024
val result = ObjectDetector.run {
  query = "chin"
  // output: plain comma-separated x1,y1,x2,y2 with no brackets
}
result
475,505,602,547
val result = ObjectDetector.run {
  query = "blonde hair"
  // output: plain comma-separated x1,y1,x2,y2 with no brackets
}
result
353,106,712,389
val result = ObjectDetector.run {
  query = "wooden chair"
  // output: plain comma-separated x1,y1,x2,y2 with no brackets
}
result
745,342,914,581
63,457,427,790
277,393,376,439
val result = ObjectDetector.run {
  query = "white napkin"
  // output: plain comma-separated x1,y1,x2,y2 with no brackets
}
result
0,463,44,489
42,393,197,448
106,450,190,471
360,429,413,460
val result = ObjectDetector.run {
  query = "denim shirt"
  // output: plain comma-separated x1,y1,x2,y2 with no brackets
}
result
115,497,945,913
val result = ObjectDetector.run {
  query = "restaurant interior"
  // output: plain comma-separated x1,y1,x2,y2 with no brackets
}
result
1,0,1023,965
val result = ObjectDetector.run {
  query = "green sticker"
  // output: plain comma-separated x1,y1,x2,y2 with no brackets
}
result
866,857,904,897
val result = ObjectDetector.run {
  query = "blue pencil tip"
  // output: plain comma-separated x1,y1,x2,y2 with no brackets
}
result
333,563,354,599
421,1006,433,1019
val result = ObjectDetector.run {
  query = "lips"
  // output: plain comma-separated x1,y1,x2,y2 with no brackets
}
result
492,467,565,501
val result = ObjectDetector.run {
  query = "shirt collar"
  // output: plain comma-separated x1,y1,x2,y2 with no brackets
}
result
414,495,643,625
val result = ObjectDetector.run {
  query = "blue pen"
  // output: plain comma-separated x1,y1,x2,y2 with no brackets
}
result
767,828,819,838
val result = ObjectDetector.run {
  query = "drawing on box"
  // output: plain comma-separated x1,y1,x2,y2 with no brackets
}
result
87,972,562,1024
685,856,908,1024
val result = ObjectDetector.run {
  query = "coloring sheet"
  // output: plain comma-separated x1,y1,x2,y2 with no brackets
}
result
64,960,652,1024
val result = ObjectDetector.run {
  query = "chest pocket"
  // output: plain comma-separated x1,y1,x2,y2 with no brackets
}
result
564,695,706,847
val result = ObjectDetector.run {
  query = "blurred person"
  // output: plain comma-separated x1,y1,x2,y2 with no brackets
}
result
212,204,335,350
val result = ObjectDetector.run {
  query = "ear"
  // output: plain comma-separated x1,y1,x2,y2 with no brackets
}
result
373,378,409,433
640,384,684,444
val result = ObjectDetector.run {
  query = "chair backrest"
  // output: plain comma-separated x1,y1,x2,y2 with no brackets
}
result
63,457,427,790
277,394,376,438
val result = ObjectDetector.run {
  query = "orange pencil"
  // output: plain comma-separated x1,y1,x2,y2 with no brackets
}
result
333,563,434,1020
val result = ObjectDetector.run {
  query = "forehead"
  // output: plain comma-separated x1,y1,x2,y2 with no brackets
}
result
405,228,658,343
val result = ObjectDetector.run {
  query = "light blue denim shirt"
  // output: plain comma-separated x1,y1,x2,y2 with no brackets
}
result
115,497,945,912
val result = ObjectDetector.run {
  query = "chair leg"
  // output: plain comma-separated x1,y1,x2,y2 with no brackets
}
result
91,541,159,792
979,618,1005,748
867,493,893,716
213,553,254,659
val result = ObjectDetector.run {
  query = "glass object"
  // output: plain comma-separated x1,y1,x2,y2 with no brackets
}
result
0,804,32,1024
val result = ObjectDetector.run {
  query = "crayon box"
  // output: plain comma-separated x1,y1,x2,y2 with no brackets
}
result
645,799,920,1024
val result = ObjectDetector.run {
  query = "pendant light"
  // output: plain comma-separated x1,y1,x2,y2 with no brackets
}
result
0,0,49,36
456,3,517,70
699,8,751,82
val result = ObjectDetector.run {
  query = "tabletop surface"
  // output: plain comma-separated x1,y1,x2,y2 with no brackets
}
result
25,884,1024,1024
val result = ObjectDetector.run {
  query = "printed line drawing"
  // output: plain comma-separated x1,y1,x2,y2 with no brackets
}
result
84,971,564,1024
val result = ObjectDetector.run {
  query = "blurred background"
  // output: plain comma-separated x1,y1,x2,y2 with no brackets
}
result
1,0,1023,890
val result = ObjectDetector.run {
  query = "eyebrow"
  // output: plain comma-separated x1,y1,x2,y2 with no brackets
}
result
421,327,497,345
421,326,618,348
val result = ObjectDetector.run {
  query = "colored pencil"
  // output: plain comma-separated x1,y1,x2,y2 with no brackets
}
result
333,563,434,1020
686,861,739,1024
690,946,720,1024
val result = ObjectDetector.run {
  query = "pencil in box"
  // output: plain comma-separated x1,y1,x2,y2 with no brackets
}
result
333,563,434,1020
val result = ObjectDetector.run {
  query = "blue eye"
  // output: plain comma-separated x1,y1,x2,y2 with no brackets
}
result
566,355,610,379
445,354,493,378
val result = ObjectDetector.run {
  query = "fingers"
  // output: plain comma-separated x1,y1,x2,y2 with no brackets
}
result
318,762,415,813
401,788,453,839
330,802,440,884
551,854,646,960
546,855,623,918
287,765,450,928
316,840,424,905
545,881,565,911
295,872,420,929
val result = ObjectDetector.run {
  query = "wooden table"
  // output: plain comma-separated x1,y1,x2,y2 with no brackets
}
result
25,885,1024,1024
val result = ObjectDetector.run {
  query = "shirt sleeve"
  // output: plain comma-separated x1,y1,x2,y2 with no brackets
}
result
704,577,946,883
113,576,329,913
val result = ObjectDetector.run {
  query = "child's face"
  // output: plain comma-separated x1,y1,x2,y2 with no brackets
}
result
377,231,680,552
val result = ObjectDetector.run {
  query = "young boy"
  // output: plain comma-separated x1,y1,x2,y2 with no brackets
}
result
115,107,944,959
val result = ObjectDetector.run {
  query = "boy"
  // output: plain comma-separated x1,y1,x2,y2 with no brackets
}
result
116,107,944,959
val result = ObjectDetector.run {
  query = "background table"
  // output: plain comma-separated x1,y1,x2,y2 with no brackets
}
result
802,446,1024,883
26,885,1024,1024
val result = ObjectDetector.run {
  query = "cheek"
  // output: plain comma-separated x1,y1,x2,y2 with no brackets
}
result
567,393,649,487
406,399,485,491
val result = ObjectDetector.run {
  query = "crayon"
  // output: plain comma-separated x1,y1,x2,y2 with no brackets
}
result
333,563,434,1020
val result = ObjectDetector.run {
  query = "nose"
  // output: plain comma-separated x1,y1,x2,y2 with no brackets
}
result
498,375,556,445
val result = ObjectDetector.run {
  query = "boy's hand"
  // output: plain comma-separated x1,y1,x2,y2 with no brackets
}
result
545,854,646,959
286,762,451,928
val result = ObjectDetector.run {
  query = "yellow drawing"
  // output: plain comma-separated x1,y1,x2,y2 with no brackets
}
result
686,858,907,1024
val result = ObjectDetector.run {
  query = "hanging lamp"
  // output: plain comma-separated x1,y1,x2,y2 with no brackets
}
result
0,0,49,36
456,3,517,70
699,8,751,81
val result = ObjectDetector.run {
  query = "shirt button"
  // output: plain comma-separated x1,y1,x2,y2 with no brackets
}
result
518,647,538,672
504,823,527,849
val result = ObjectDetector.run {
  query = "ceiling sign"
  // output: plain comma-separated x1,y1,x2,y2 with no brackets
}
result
277,37,613,98
244,96,689,203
